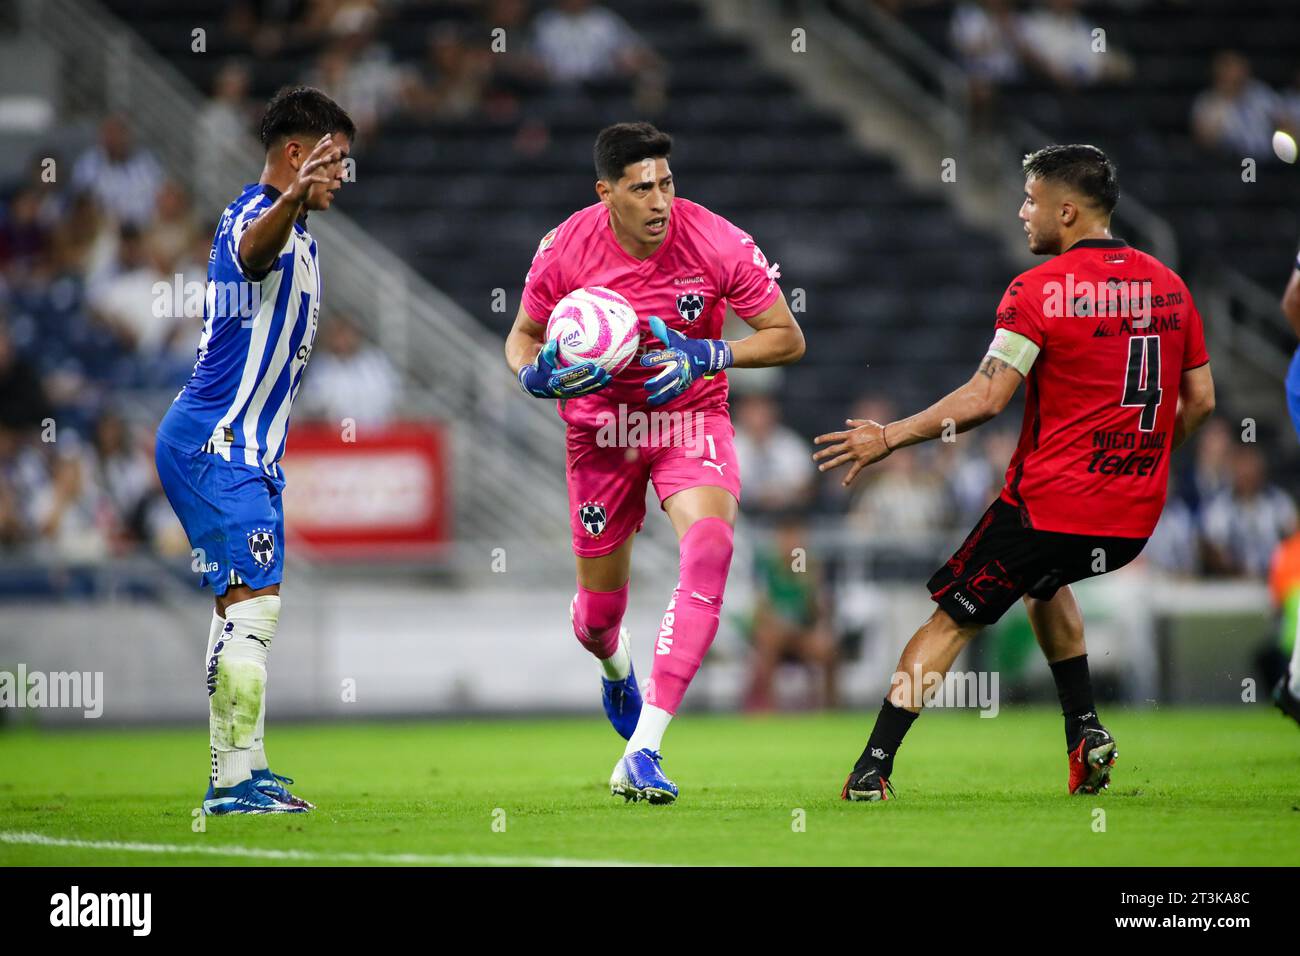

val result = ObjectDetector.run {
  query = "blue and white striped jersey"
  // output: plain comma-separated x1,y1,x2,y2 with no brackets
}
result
158,183,321,479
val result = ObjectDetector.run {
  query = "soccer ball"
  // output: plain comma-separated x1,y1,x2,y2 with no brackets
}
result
545,286,640,376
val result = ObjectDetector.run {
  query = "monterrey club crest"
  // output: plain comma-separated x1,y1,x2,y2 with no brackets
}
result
247,529,276,568
676,293,705,324
578,501,607,538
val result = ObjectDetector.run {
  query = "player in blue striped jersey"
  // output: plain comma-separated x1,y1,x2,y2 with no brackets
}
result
155,87,354,815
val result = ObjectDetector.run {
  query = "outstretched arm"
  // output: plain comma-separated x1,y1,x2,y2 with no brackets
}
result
879,352,1023,451
813,343,1026,488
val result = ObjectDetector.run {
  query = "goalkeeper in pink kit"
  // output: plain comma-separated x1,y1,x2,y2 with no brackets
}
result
504,123,805,803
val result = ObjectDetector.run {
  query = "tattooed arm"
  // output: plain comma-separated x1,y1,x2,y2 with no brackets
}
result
813,353,1025,487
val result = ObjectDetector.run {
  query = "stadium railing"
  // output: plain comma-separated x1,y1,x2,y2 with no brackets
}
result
21,0,681,580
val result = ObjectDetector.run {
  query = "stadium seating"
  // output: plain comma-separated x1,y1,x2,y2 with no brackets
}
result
895,0,1300,291
98,0,1024,442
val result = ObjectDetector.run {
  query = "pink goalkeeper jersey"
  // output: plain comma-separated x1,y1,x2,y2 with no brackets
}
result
521,198,782,428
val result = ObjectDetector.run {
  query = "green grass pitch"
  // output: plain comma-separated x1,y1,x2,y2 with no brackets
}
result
1,709,1297,866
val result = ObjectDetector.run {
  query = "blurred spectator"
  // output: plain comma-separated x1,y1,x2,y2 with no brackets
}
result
309,10,404,139
86,224,174,355
0,425,51,549
1017,0,1134,89
479,0,545,87
952,0,1021,84
532,0,666,112
817,394,895,511
943,428,1018,526
1183,415,1232,513
146,180,200,272
1278,65,1300,137
951,0,1022,127
199,60,258,185
1202,445,1297,577
49,191,115,279
298,315,399,427
0,422,95,559
0,324,51,432
81,409,166,550
226,0,332,58
71,115,163,227
732,392,815,515
5,153,68,225
0,186,51,278
533,0,647,82
403,26,495,122
1192,51,1284,157
849,447,952,534
744,514,838,711
1143,474,1200,576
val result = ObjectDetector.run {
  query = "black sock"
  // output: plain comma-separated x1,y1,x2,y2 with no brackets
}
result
1049,654,1100,746
854,698,918,779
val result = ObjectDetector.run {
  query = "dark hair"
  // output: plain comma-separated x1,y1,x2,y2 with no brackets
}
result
258,86,356,150
594,122,672,182
1022,144,1119,214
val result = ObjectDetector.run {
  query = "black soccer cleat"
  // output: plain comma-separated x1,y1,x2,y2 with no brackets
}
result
841,765,894,802
1274,673,1300,728
1068,724,1117,795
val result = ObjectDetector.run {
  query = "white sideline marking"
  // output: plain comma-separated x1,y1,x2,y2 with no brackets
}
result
0,831,666,868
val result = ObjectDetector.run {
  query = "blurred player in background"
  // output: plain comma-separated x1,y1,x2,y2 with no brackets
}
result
816,145,1216,800
154,87,353,814
1275,240,1300,725
504,122,804,803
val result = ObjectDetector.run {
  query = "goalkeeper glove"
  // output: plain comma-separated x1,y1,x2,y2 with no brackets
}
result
518,340,612,399
639,315,732,407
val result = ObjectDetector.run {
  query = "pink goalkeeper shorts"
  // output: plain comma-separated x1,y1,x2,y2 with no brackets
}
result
565,404,742,558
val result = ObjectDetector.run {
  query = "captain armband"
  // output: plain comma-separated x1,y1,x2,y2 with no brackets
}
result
985,328,1041,377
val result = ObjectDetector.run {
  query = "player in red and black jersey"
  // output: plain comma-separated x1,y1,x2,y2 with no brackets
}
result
814,145,1217,800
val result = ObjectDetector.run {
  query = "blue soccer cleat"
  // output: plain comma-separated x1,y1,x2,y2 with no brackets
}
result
202,777,306,815
601,632,642,740
251,769,315,810
571,598,642,739
610,748,678,804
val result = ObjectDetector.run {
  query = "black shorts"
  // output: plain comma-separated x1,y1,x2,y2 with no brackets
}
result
927,498,1147,627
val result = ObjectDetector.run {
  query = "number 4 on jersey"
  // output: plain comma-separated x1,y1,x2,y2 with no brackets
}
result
1121,334,1162,432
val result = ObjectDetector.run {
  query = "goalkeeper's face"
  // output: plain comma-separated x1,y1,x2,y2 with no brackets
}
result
602,157,675,250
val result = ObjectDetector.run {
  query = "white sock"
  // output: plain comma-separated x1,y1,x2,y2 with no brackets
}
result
251,701,269,773
210,595,279,789
205,610,225,666
625,704,673,756
599,629,632,681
